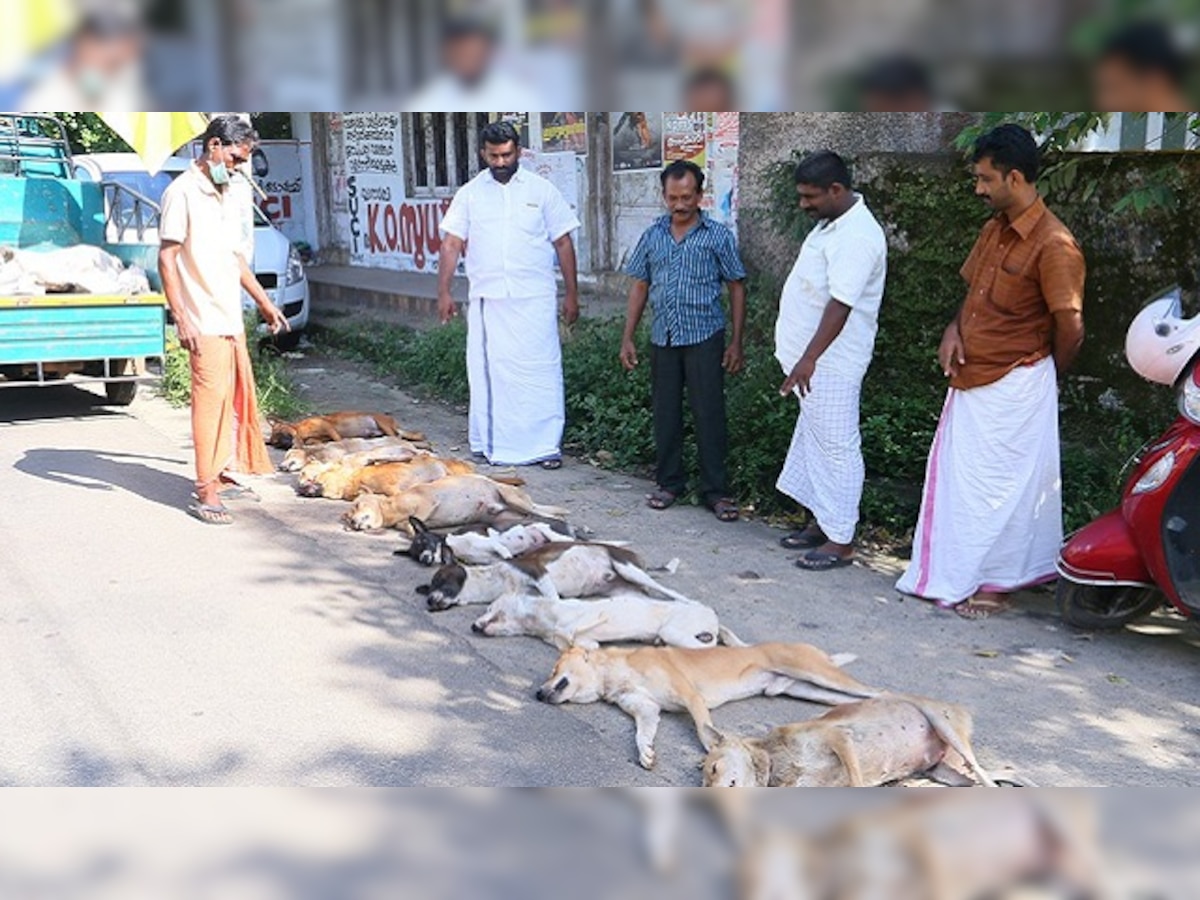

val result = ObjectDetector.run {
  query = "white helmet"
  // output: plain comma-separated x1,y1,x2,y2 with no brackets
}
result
1125,287,1200,386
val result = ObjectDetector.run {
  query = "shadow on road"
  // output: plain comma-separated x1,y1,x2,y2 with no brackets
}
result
14,448,193,510
0,384,131,423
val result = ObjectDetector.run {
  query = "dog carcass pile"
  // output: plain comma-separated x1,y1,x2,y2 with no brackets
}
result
272,410,1005,789
0,245,151,296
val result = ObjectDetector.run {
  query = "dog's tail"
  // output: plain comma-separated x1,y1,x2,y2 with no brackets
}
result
611,559,693,603
489,474,528,487
717,625,747,647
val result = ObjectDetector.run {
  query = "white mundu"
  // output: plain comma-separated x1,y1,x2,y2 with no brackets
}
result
440,164,580,465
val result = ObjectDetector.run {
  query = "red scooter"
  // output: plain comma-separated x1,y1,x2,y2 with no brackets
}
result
1056,286,1200,628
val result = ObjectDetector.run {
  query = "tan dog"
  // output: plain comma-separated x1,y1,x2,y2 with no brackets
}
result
297,457,475,500
294,446,432,484
266,411,425,449
700,694,996,788
737,792,1104,900
278,436,431,472
345,474,569,534
536,643,880,769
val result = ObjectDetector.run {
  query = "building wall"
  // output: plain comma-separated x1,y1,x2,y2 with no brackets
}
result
737,112,974,278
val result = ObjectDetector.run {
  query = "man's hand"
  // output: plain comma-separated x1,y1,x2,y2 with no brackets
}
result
259,302,290,336
780,356,816,398
562,290,580,326
619,336,639,371
938,321,966,377
722,339,744,375
175,311,201,355
438,290,458,324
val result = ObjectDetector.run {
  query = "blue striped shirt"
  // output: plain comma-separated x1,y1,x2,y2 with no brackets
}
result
624,212,747,347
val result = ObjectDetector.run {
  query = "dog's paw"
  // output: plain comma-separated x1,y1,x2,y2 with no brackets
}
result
639,747,656,769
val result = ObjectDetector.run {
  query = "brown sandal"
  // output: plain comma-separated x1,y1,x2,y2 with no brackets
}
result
710,498,740,522
646,487,678,510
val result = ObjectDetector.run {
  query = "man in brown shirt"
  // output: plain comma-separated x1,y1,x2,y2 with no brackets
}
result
896,124,1086,619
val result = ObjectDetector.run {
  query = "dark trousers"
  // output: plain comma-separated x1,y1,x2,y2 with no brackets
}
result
650,330,729,504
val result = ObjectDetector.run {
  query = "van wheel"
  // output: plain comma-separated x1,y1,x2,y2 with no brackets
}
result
104,381,138,406
1055,580,1162,629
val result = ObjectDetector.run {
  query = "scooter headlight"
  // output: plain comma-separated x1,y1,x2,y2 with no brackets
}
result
1180,367,1200,425
1132,451,1176,495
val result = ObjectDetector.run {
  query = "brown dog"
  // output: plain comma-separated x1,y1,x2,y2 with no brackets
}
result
278,436,431,472
344,474,569,534
536,643,881,769
700,694,996,788
266,411,424,449
296,456,475,500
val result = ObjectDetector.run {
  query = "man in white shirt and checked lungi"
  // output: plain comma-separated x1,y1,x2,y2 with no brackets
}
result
774,151,887,571
437,120,581,469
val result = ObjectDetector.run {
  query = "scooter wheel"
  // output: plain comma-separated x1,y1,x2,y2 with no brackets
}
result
1055,580,1162,630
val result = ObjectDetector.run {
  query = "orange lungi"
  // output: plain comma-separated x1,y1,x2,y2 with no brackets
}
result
189,334,273,491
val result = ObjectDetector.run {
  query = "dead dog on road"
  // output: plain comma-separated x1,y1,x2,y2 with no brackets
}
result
417,542,693,611
536,643,880,769
266,411,424,449
278,436,430,472
344,475,569,534
296,456,476,500
700,694,996,787
398,516,574,566
471,589,745,649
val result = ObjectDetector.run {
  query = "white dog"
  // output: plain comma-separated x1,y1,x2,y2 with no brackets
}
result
417,543,693,611
470,589,745,649
397,518,576,566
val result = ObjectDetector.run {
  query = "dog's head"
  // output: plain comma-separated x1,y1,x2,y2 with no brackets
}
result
295,460,335,498
266,418,297,449
416,550,466,611
407,516,449,566
700,728,770,788
535,646,602,704
345,492,385,531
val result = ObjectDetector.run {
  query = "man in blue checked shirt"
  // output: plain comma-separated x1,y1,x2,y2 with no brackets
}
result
619,159,747,522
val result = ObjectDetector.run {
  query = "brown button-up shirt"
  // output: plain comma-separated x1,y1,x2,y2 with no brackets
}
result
953,196,1085,390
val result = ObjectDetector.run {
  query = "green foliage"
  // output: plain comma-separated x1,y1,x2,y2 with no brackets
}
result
54,113,131,154
250,114,294,140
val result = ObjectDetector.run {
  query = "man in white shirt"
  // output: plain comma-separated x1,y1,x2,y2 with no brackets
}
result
437,120,581,468
774,151,887,570
404,15,546,112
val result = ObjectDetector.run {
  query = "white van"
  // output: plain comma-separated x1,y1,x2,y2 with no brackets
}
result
72,152,310,348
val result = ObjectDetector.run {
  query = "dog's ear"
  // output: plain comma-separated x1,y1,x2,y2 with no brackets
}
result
415,584,431,596
409,516,429,534
442,546,458,567
700,724,725,751
750,745,771,786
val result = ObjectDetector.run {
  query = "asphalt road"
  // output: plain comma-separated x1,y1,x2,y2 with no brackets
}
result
2,365,1199,787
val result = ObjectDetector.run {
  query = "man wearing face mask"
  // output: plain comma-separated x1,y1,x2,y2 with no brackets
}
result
896,125,1086,619
158,115,290,525
437,120,580,469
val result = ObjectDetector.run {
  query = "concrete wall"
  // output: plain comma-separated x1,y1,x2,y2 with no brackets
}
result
737,113,976,278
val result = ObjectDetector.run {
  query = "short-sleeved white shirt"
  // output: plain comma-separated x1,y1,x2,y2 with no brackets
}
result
774,194,888,382
159,163,245,336
439,165,580,301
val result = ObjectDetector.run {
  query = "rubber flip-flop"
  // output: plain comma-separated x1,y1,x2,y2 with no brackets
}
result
795,549,852,571
187,502,233,525
192,485,260,503
540,457,563,470
779,528,825,550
